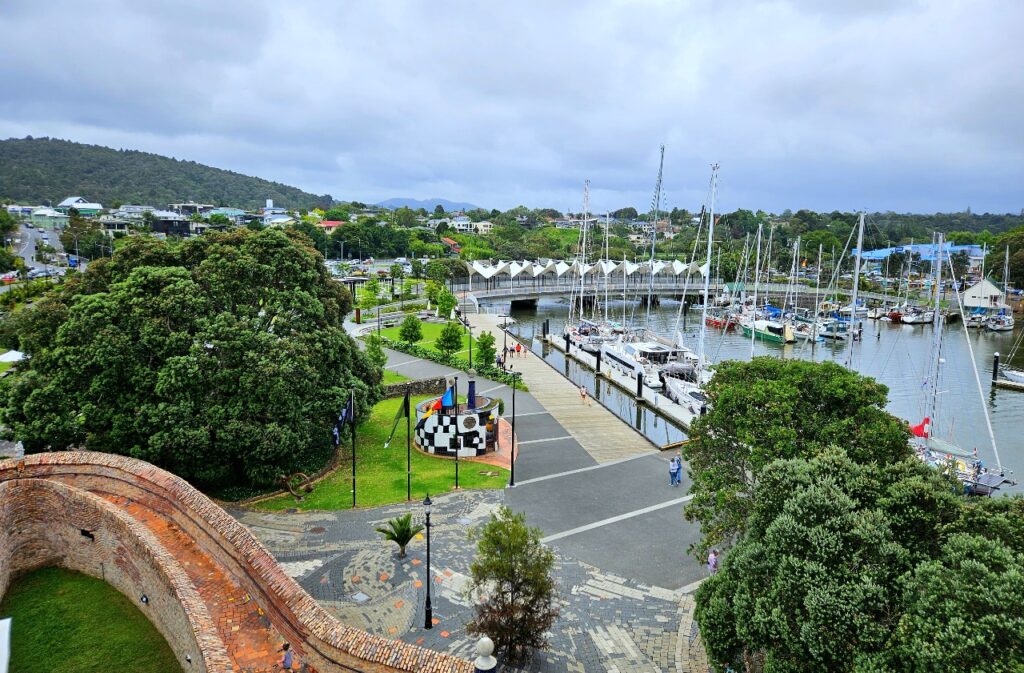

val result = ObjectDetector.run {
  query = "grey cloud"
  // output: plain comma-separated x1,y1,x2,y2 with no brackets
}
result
1,0,1021,213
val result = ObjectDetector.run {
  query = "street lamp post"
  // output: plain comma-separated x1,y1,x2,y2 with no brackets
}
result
468,325,473,368
509,372,520,488
377,305,381,336
499,314,509,359
423,495,433,629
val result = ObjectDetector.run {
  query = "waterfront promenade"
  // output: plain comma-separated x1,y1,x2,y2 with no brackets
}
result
236,326,711,673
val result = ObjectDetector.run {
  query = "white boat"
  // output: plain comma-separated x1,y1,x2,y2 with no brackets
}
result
900,307,934,324
985,313,1015,332
1002,367,1024,384
965,309,987,328
911,233,1014,495
601,338,685,389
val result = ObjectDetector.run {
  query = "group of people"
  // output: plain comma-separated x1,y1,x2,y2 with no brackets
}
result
668,451,682,486
496,342,525,370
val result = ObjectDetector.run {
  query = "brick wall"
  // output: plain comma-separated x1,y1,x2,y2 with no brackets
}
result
0,453,473,673
0,477,232,673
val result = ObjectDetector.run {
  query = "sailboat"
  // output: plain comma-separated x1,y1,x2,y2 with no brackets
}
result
984,246,1015,332
912,233,1014,495
564,181,617,353
663,164,719,405
740,224,797,344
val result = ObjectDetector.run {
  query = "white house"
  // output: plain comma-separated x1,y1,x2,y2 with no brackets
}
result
56,196,103,215
963,278,1010,311
451,215,474,233
475,220,494,234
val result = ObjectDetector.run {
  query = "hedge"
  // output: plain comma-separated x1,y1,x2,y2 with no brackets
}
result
379,336,529,391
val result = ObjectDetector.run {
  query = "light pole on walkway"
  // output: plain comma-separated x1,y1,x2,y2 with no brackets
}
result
467,325,473,368
499,314,509,356
423,495,433,629
509,371,520,488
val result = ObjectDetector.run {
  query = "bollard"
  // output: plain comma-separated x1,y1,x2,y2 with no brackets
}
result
355,307,362,324
474,636,497,672
994,352,1000,382
636,371,643,399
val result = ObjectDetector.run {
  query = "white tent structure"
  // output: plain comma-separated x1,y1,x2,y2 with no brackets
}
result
466,258,711,288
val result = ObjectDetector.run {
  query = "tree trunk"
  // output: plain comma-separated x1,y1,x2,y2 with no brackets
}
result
399,544,407,558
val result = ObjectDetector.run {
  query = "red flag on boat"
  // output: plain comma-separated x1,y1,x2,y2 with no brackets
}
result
911,416,930,438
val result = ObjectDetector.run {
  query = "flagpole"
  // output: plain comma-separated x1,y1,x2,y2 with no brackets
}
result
350,389,356,509
406,386,412,501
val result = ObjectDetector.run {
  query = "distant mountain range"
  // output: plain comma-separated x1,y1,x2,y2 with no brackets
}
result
0,137,333,210
376,197,479,212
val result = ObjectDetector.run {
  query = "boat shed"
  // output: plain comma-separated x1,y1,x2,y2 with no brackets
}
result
962,278,1009,311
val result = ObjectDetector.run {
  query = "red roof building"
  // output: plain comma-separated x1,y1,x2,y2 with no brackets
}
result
317,220,344,231
441,236,462,254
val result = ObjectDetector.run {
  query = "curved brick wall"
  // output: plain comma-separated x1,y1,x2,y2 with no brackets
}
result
0,477,232,673
0,453,472,673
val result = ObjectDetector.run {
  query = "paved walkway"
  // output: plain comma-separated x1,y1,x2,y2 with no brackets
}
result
468,314,654,464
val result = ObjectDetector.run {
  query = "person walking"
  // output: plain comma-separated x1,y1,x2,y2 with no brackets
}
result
277,643,295,671
670,452,683,486
707,549,719,576
668,455,680,486
515,342,522,358
579,384,590,406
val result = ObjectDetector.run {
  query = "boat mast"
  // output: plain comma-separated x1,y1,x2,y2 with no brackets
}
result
1003,245,1011,309
945,250,1004,473
750,223,763,358
646,145,665,324
697,164,719,375
814,243,823,317
845,212,865,367
604,212,611,323
927,233,945,428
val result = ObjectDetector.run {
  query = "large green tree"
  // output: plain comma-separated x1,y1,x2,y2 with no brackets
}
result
694,450,1022,673
683,358,911,556
0,228,379,488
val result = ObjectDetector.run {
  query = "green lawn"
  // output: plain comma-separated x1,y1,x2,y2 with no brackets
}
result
256,394,508,511
378,321,485,360
0,567,180,673
382,369,410,385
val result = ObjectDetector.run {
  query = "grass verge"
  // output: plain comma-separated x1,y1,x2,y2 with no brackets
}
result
382,369,410,385
378,321,481,360
0,567,180,673
255,394,507,511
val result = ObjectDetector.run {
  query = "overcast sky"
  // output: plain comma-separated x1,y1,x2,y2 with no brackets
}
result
2,0,1022,214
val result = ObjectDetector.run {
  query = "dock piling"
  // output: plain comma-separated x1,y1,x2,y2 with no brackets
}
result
994,352,1000,383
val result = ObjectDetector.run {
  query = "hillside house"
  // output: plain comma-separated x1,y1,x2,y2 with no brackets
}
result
475,220,494,234
440,236,462,255
317,220,345,233
168,202,215,216
56,196,103,216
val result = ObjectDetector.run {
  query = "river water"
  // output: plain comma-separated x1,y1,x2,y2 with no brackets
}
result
501,297,1024,493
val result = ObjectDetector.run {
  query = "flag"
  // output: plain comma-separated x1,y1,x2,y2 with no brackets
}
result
415,386,452,430
910,416,930,438
384,390,410,448
334,395,355,447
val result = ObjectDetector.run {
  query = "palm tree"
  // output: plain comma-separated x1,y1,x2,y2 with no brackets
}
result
375,513,424,558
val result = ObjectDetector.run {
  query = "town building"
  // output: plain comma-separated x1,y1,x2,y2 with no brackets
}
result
56,196,103,216
963,278,1010,312
475,220,494,235
168,202,215,216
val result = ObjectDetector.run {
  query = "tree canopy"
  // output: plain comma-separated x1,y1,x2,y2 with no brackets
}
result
0,228,379,489
683,357,911,556
695,450,1024,673
0,137,332,209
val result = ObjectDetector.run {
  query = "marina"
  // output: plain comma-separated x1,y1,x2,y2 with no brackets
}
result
492,295,1024,492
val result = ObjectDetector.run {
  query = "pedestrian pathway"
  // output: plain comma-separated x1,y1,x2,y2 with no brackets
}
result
469,313,655,464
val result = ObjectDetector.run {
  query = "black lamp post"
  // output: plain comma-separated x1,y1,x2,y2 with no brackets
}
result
509,371,520,488
468,325,474,368
377,305,381,336
423,494,433,629
499,314,509,356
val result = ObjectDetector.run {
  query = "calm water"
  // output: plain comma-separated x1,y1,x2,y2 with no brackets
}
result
502,297,1024,492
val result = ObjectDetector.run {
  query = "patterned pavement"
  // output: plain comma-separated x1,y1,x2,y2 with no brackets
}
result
234,490,708,673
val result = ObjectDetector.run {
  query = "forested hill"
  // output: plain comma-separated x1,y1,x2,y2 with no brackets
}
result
0,137,333,209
